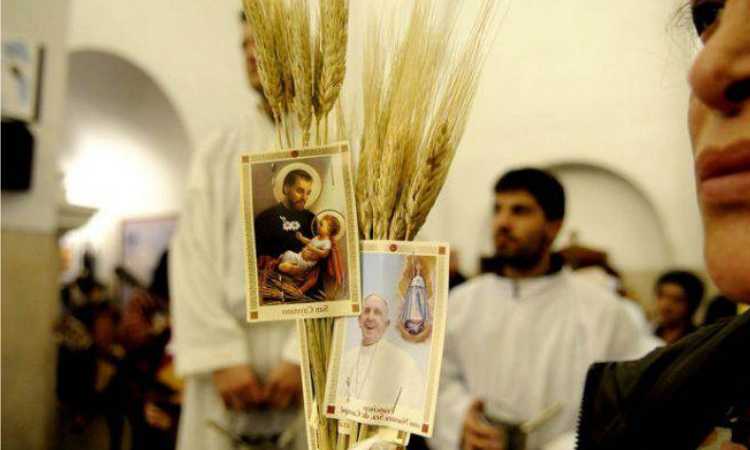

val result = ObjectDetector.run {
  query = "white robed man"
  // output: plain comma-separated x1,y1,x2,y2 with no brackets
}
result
431,168,650,450
338,294,425,411
170,14,304,450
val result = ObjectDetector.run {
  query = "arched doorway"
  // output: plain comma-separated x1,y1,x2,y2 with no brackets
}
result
59,49,191,285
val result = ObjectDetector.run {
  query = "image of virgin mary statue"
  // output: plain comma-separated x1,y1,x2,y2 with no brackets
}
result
399,260,431,337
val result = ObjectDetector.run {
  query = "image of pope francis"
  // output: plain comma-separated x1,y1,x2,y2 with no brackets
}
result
338,294,425,411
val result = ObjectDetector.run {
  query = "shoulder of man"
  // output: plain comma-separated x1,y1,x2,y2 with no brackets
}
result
444,274,498,331
255,203,283,221
448,273,496,301
192,112,274,169
561,270,627,314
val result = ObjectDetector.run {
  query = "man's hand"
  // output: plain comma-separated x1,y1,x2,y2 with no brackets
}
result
144,402,172,430
212,364,265,411
462,400,505,450
264,361,302,410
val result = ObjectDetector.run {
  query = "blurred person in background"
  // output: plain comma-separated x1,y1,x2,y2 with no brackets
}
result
55,252,126,450
433,168,648,450
120,250,181,450
653,270,704,345
577,1,750,448
169,13,303,450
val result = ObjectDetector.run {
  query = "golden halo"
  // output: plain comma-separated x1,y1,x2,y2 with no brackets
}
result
312,209,346,241
273,162,322,209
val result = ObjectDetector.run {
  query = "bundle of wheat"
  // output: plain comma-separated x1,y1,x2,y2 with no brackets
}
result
243,1,347,450
243,0,348,150
242,0,496,448
357,0,497,243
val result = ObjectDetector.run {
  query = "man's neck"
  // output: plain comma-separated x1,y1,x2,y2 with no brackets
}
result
502,252,552,280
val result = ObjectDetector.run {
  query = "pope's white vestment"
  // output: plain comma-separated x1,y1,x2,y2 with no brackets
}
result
337,337,425,411
431,269,650,450
170,112,303,450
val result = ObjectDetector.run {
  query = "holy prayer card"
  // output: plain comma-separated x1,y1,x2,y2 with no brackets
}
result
240,142,361,322
322,241,450,437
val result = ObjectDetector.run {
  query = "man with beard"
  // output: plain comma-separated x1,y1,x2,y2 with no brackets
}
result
432,168,647,450
254,169,316,261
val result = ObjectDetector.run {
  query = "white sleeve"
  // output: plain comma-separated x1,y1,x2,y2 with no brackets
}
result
602,298,651,361
282,325,301,365
431,293,473,450
541,431,577,450
169,132,249,377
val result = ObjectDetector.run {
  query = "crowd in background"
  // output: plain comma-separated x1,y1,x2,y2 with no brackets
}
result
53,211,740,450
54,250,181,450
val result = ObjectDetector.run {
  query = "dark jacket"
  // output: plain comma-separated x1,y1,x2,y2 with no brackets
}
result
577,309,750,449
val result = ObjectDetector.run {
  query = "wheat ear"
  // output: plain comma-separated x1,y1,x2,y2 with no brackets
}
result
402,0,498,239
289,0,314,146
243,0,285,147
317,0,348,124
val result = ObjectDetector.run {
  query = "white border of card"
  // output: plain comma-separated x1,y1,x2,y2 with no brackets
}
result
241,141,361,322
323,240,449,437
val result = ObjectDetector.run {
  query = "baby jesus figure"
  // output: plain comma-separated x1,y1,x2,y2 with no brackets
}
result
278,215,340,277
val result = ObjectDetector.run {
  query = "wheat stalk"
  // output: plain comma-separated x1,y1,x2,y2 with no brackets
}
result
360,0,497,241
363,0,454,240
317,0,349,133
289,0,314,146
272,0,296,147
402,0,497,239
243,0,286,148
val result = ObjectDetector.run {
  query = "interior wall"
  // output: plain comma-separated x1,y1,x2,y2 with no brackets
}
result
67,0,256,148
549,163,671,270
2,1,72,449
1,232,61,450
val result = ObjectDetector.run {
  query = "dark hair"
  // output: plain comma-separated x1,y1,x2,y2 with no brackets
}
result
703,295,737,325
283,169,313,188
656,270,705,316
494,168,566,221
320,215,341,236
149,250,169,302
